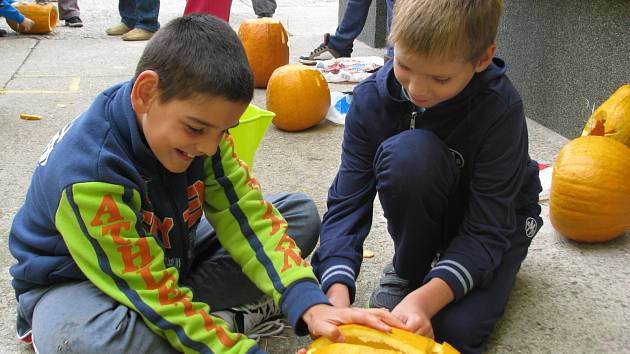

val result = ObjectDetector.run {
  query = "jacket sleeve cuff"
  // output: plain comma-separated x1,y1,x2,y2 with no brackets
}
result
424,259,474,301
316,256,358,304
280,280,331,336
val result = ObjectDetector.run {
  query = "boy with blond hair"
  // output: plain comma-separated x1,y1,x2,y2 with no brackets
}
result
312,0,543,352
9,14,402,353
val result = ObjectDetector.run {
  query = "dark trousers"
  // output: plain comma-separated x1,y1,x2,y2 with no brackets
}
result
373,129,541,354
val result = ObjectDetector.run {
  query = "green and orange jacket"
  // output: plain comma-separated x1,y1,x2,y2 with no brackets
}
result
9,81,329,353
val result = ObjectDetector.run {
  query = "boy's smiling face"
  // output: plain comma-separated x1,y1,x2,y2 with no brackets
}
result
132,71,247,173
393,43,495,108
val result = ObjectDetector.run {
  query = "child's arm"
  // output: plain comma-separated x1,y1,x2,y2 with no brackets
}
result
202,134,333,336
311,86,385,305
0,0,26,24
56,181,259,353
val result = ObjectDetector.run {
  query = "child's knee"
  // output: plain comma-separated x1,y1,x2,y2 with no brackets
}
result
433,311,493,354
374,129,458,196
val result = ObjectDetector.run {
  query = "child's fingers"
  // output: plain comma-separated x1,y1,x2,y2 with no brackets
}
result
316,323,344,343
403,314,434,339
342,309,392,333
363,308,405,328
295,349,307,354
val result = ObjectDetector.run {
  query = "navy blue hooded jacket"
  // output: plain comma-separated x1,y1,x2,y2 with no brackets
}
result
312,58,542,302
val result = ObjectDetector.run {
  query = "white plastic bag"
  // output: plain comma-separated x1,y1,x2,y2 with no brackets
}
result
326,91,352,125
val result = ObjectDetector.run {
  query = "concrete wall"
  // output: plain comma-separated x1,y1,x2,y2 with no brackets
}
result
497,0,630,138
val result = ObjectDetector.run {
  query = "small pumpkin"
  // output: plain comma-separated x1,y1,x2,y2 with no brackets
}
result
307,324,460,354
267,64,330,132
549,136,630,242
6,2,58,34
238,18,289,88
581,84,630,147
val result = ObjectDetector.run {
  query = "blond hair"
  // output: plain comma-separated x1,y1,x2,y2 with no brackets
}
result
389,0,504,62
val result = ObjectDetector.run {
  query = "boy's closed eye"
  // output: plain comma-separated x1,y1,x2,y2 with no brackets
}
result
434,77,451,84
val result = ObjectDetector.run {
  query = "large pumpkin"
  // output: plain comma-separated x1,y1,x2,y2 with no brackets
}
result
6,2,58,34
581,84,630,147
307,325,459,354
238,18,289,88
549,136,630,242
267,64,330,132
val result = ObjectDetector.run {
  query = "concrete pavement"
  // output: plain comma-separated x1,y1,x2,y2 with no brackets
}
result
0,0,628,353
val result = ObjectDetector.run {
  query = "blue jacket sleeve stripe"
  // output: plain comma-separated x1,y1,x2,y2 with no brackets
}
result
321,265,355,285
430,265,470,294
211,152,286,295
66,187,214,354
436,259,474,289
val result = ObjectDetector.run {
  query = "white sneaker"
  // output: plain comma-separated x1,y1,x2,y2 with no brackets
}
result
213,297,286,341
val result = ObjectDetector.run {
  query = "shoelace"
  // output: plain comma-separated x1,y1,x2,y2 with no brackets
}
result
238,298,286,341
309,44,330,57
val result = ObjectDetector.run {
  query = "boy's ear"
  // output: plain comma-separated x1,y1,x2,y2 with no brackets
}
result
474,43,497,73
131,70,160,114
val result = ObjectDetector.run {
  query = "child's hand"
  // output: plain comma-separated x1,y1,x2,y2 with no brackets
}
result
18,17,35,32
325,283,351,308
391,293,434,338
302,304,404,342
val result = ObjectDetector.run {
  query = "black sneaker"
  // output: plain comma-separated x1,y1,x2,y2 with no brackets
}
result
368,263,413,311
65,17,83,28
299,33,343,65
0,28,7,37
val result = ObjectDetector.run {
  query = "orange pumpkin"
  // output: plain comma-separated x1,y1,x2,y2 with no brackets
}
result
307,325,460,354
6,2,58,34
238,18,289,88
581,84,630,147
549,136,630,242
267,64,330,132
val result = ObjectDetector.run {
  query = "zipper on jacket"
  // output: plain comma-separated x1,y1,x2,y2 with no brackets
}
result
410,111,417,129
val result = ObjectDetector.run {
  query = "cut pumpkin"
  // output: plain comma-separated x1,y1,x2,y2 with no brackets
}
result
307,325,460,354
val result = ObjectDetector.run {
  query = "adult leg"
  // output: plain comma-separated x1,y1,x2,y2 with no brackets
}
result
431,211,542,354
18,281,177,354
385,0,394,58
118,0,138,29
132,0,160,32
374,129,460,287
57,0,80,20
184,192,321,310
251,0,276,18
327,0,373,56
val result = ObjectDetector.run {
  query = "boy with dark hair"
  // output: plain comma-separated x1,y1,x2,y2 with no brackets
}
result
311,0,543,353
9,14,401,353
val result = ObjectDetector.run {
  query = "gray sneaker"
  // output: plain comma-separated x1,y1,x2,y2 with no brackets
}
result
299,33,343,65
368,263,413,311
213,296,285,341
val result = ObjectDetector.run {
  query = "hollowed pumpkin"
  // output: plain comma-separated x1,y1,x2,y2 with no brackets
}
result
267,64,330,132
238,18,289,88
549,136,630,242
307,325,460,354
581,84,630,147
6,2,58,34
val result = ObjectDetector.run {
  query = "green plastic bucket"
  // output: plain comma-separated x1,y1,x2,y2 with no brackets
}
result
229,104,275,169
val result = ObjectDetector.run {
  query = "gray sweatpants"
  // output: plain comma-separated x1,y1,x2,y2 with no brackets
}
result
16,192,320,353
57,0,80,20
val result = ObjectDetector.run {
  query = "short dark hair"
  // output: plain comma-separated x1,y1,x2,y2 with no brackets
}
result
134,14,254,103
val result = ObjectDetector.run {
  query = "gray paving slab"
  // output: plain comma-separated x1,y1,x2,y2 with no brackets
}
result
1,1,628,354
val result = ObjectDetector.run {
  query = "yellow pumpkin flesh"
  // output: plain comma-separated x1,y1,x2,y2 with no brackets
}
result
307,324,460,354
549,136,630,242
267,64,331,132
6,2,58,34
238,18,289,88
581,84,630,147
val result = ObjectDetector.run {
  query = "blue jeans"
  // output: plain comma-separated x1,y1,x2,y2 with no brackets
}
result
16,192,320,353
328,0,394,57
119,0,160,32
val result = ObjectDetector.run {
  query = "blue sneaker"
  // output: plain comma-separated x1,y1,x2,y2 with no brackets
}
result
368,263,413,311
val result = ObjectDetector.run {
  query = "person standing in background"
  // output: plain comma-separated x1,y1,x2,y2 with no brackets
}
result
58,0,83,27
183,0,276,21
105,0,159,41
